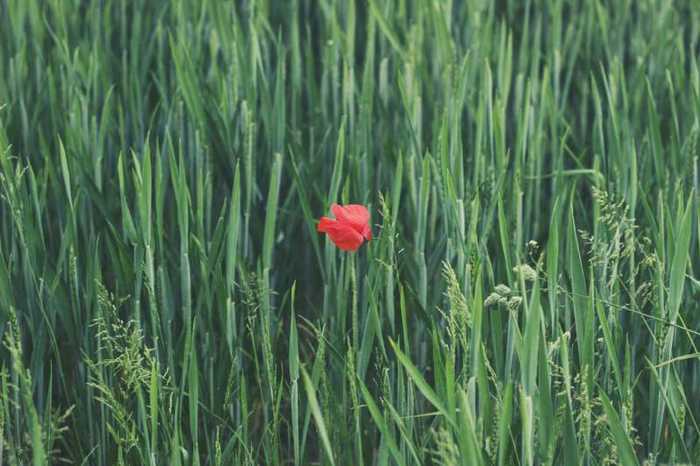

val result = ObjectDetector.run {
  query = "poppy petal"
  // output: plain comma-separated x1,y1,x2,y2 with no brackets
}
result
317,216,336,233
331,204,371,239
318,218,364,251
361,223,372,240
332,203,369,224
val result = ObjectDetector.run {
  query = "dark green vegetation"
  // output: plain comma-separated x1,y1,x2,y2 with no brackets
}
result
1,1,699,465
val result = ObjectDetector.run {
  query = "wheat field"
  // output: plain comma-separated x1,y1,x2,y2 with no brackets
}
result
0,1,699,465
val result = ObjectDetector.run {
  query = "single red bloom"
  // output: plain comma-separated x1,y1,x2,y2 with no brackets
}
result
317,203,372,251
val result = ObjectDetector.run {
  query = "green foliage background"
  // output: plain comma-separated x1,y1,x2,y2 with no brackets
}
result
0,0,699,464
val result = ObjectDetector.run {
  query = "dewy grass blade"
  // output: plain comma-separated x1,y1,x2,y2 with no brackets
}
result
300,366,336,466
262,153,283,274
357,377,409,466
390,339,456,429
667,194,693,325
599,391,641,466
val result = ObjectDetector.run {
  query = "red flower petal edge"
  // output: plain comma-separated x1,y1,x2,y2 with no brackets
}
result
317,203,371,251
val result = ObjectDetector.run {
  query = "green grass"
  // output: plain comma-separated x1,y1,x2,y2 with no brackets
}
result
0,0,699,464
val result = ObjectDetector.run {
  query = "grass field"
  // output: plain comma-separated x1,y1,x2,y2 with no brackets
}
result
1,0,699,464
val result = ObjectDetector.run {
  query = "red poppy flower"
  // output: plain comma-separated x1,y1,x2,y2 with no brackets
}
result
317,203,372,251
